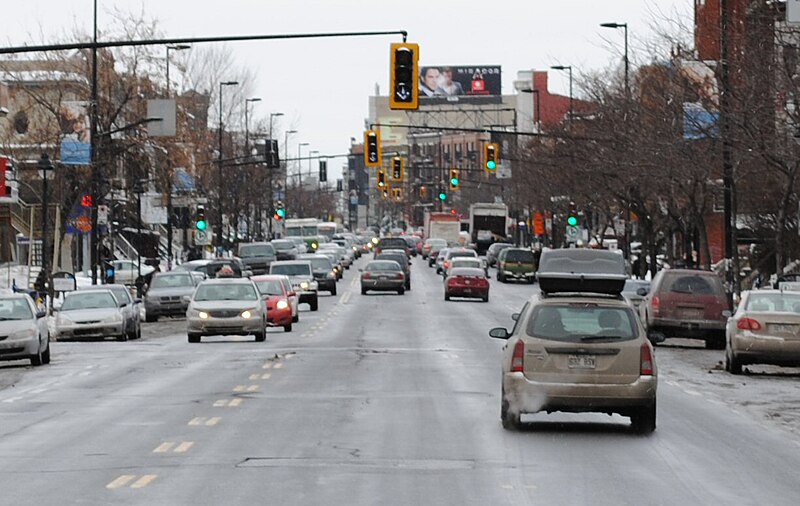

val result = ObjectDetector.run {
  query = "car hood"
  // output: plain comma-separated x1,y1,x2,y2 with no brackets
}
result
58,308,120,321
0,320,37,334
146,286,196,298
190,300,261,311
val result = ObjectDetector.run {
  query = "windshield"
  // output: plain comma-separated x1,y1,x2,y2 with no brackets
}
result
366,261,401,272
150,274,194,288
526,305,637,342
254,280,284,296
194,283,258,301
62,292,118,310
0,298,33,320
271,264,312,276
271,241,294,251
238,244,275,258
665,274,723,296
303,257,332,270
504,250,535,262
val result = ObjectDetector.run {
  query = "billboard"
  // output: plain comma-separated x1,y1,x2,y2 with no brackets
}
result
59,101,91,165
418,65,501,103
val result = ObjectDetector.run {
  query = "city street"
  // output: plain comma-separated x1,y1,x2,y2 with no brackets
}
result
1,257,800,505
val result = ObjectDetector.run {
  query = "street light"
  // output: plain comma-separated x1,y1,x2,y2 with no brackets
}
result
165,44,190,97
37,153,53,303
550,65,573,125
600,22,629,98
217,80,239,251
244,98,261,157
282,130,297,221
269,112,284,141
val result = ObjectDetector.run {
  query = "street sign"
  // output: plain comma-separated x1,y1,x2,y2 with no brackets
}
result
565,225,579,242
496,164,512,179
97,205,109,225
194,229,210,246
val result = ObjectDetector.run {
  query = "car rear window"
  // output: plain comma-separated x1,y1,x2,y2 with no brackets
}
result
504,250,535,262
238,244,275,257
525,305,638,343
378,238,407,249
151,274,194,288
270,263,312,276
746,293,800,313
366,261,401,272
663,273,723,296
376,254,407,267
448,250,477,259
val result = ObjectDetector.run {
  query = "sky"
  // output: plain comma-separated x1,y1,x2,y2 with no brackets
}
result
4,1,693,180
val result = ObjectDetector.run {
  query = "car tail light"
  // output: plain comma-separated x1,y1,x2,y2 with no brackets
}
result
395,272,405,279
511,341,525,372
640,344,654,376
737,317,762,331
651,296,660,317
362,273,372,279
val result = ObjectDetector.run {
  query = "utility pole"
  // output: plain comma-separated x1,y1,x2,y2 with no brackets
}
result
720,0,734,308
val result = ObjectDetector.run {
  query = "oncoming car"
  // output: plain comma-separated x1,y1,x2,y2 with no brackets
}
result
185,278,267,343
490,249,659,433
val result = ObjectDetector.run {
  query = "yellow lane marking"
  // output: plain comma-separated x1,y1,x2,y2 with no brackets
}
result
261,373,272,380
262,363,273,369
174,442,194,453
189,416,221,426
233,385,246,392
213,400,228,407
230,398,243,406
153,442,174,453
285,352,296,359
131,475,157,489
188,417,203,426
207,417,221,426
247,385,259,392
107,475,136,489
341,291,352,304
249,374,260,380
273,363,283,369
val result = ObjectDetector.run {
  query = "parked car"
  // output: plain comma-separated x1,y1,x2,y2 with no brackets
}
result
486,242,514,267
444,267,490,302
639,269,730,349
725,289,800,374
269,261,318,311
55,289,129,341
0,293,50,366
76,259,156,287
375,250,411,290
360,260,405,295
91,283,142,340
237,242,277,275
270,239,299,261
490,248,658,433
622,279,650,312
251,275,294,332
496,248,537,283
297,254,337,295
144,271,198,322
185,278,267,343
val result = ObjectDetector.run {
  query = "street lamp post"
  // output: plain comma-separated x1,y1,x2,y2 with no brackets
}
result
267,112,284,239
37,153,53,303
600,22,629,98
295,143,309,218
132,178,146,297
244,98,261,238
165,44,190,97
217,80,239,252
550,65,573,126
282,130,297,220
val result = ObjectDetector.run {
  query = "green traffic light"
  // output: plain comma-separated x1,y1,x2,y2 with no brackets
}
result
486,160,497,170
450,178,459,186
438,192,447,201
567,215,578,227
277,208,286,218
196,220,207,231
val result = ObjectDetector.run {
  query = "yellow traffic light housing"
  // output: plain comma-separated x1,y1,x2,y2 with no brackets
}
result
389,42,419,110
484,143,499,172
364,130,382,168
391,156,404,182
377,169,387,189
449,169,460,190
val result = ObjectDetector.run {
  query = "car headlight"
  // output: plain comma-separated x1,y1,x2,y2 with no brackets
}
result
104,313,123,323
57,315,74,326
240,308,257,319
11,328,37,340
327,272,336,279
300,281,310,290
276,300,289,310
198,311,209,319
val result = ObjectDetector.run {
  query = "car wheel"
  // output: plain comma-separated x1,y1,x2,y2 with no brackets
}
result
496,272,502,282
361,288,367,295
136,324,142,340
398,287,405,295
284,323,292,332
706,334,726,350
726,349,743,375
117,332,129,342
482,294,489,302
145,313,157,323
188,333,201,343
501,395,520,430
405,281,411,290
630,401,657,434
255,330,266,342
310,297,319,311
292,314,299,323
41,336,51,365
30,338,44,366
330,285,337,296
444,292,450,301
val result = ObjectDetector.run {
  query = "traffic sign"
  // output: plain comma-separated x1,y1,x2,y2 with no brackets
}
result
194,229,210,246
565,225,579,242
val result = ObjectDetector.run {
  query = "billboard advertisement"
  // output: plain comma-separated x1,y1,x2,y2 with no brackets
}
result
418,65,501,103
59,101,91,165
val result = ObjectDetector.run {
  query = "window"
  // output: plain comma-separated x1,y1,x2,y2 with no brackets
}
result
526,305,637,342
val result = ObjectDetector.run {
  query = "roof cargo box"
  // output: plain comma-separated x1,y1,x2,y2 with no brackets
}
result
537,249,626,295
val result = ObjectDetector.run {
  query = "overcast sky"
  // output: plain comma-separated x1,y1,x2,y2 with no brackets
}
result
4,1,693,178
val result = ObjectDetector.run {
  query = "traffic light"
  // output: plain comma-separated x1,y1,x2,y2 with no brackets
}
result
392,188,403,201
274,202,286,221
420,186,428,198
377,169,387,188
484,143,499,172
567,212,579,227
438,189,447,201
195,205,207,230
391,156,404,181
449,169,460,190
81,194,94,207
389,42,419,110
0,157,19,202
319,160,327,182
364,130,382,168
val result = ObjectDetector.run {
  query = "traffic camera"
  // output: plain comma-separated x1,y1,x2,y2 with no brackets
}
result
389,42,419,110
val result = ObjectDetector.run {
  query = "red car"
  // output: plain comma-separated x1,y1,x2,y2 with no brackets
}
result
445,267,490,302
251,275,294,332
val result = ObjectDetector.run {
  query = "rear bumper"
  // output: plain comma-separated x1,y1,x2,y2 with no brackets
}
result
731,333,800,364
267,308,293,327
362,279,404,291
503,372,657,414
500,270,535,279
652,317,725,337
446,286,488,298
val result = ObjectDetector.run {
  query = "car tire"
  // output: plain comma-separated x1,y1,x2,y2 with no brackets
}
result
30,338,44,366
255,330,266,342
361,288,367,295
330,285,337,296
310,297,319,311
292,314,299,323
631,401,657,434
136,324,142,340
405,281,411,290
284,323,292,332
444,292,450,301
725,349,743,374
41,337,51,365
145,313,157,323
706,334,726,350
398,287,405,295
501,396,520,430
188,333,201,343
482,294,489,302
117,332,129,342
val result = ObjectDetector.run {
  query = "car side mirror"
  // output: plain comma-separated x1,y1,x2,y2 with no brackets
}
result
36,310,47,319
722,309,732,318
636,287,648,296
289,291,297,297
489,327,510,340
511,313,520,321
135,298,142,304
182,295,192,303
119,302,128,308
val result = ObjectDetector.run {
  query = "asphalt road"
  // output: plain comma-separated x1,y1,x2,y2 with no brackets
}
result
1,255,800,505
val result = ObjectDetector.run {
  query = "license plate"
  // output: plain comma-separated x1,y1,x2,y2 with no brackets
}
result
681,309,703,319
462,288,472,293
568,355,596,369
769,323,797,334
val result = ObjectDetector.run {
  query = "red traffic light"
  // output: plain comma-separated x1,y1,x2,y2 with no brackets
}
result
81,194,94,207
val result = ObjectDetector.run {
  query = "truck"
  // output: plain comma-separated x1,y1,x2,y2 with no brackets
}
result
424,211,461,246
283,218,320,250
469,203,509,255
